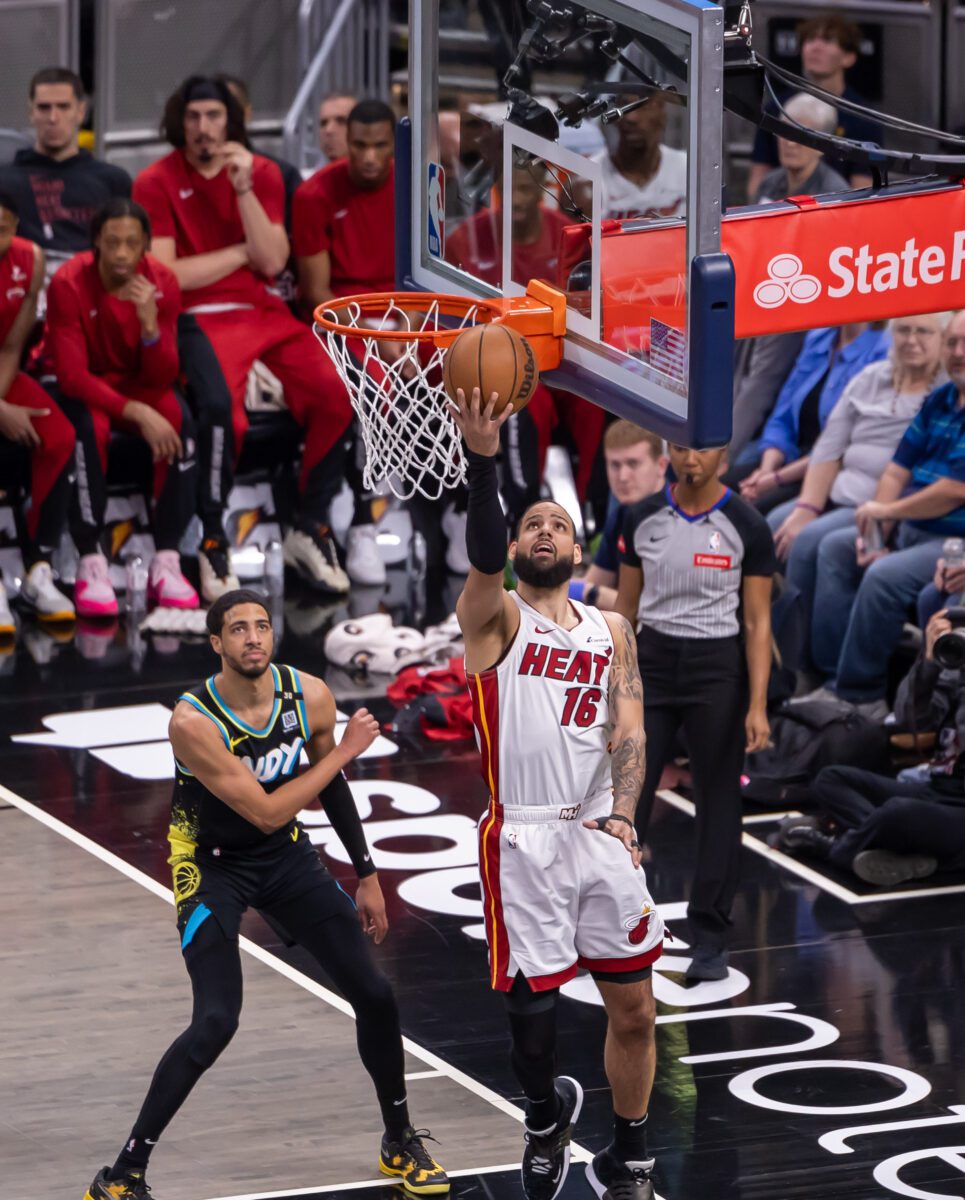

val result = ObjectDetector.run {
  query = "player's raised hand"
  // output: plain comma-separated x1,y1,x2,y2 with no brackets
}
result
584,812,643,869
341,707,380,759
447,386,513,458
221,141,254,194
119,275,159,334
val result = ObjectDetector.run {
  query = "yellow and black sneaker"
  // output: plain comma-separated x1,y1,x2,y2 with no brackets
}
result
379,1126,450,1195
83,1166,152,1199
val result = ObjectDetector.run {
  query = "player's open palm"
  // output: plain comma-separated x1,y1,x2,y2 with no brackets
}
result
447,386,513,458
356,874,389,943
341,707,380,759
584,813,644,869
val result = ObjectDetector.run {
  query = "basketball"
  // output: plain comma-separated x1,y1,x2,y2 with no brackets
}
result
443,323,540,416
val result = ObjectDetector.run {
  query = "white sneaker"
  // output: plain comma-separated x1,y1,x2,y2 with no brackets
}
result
441,505,471,574
346,525,387,586
199,537,240,604
283,527,350,594
0,581,14,635
19,560,75,621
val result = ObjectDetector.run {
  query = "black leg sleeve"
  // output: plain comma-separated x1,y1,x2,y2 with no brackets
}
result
177,314,235,539
152,391,198,551
56,392,106,557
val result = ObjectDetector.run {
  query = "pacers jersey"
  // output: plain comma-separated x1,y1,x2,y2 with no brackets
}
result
171,663,310,857
468,592,614,809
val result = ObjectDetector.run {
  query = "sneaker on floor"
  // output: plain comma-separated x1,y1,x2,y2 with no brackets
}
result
83,1166,152,1199
441,505,470,574
283,526,350,594
521,1075,584,1200
852,698,889,722
346,524,387,586
20,560,75,621
0,581,14,636
586,1148,656,1200
75,553,119,618
778,822,834,859
148,551,199,610
685,946,729,982
852,848,938,887
198,537,240,604
379,1126,450,1195
788,685,842,707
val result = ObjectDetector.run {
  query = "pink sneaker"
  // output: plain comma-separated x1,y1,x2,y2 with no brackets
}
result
148,550,199,609
74,553,119,618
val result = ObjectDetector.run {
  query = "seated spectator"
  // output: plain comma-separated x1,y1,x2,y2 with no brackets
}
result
318,93,356,163
293,98,397,586
753,93,848,203
778,609,965,886
46,199,198,617
0,191,75,630
592,93,687,221
772,312,950,653
571,421,667,610
746,13,881,199
918,552,965,628
0,68,130,279
732,322,891,514
806,310,965,712
134,76,356,596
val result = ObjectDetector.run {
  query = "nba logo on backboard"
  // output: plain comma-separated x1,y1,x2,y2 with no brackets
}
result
427,162,445,259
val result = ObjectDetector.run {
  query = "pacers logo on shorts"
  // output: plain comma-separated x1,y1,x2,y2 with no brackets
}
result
173,860,202,904
624,903,652,946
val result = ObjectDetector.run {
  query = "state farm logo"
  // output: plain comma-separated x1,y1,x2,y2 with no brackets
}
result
754,253,822,309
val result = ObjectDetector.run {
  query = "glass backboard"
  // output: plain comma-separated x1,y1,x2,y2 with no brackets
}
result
397,0,735,445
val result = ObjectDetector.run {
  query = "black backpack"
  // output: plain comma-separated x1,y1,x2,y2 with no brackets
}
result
742,698,890,805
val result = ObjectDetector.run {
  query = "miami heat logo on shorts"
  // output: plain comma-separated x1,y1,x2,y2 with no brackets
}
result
623,903,653,946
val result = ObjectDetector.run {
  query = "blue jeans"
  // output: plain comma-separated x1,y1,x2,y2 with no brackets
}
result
767,504,857,666
812,524,943,701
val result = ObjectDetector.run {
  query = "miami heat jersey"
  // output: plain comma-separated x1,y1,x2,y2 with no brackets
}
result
468,592,614,809
0,236,35,341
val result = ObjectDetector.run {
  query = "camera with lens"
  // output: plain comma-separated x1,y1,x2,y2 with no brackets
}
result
933,606,965,670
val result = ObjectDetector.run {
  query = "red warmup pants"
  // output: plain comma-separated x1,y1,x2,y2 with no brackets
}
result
192,305,353,494
5,372,75,541
84,383,189,502
525,385,607,500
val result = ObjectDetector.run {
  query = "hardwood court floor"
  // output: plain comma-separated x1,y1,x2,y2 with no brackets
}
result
4,582,965,1200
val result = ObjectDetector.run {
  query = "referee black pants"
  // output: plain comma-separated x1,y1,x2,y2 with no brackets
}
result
635,626,747,950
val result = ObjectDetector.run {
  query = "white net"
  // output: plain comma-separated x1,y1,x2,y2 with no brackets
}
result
314,296,489,501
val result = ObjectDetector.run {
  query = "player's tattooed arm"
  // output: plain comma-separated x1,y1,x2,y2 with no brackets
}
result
583,612,646,867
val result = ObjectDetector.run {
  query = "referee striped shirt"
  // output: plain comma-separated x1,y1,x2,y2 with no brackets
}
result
619,485,777,639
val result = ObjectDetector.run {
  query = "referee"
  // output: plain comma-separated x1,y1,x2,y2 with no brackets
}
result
616,444,775,981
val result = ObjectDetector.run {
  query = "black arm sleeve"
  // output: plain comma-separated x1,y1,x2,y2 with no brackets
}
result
318,772,376,879
465,447,508,575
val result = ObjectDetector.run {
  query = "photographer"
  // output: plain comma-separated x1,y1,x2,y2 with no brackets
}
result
779,608,965,885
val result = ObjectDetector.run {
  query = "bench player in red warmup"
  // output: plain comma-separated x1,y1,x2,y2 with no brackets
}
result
451,386,664,1200
134,77,356,596
0,190,75,631
47,198,198,616
293,98,397,586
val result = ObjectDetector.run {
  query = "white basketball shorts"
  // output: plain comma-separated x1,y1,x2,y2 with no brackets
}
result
477,793,665,992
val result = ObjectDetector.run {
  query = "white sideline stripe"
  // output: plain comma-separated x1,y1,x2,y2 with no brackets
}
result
0,784,595,1172
404,1069,444,1080
205,1161,522,1200
657,788,965,905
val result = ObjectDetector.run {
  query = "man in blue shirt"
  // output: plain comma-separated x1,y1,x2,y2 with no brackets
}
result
808,310,965,713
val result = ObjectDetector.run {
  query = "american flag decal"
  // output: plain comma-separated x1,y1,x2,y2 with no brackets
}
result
649,318,687,383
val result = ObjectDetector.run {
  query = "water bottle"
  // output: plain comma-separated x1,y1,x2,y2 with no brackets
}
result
942,537,965,603
124,554,148,613
264,539,284,592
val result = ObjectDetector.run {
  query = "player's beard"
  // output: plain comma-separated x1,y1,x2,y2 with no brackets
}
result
513,548,574,590
223,649,272,679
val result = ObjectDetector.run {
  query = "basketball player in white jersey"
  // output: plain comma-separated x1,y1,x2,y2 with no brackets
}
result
449,386,664,1200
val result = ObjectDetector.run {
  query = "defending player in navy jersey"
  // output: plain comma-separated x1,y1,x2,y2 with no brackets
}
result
83,588,449,1200
450,387,663,1200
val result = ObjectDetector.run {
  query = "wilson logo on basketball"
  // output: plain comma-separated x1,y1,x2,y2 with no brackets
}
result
624,904,652,946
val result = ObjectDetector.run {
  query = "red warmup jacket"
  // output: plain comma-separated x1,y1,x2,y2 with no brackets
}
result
46,250,181,420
